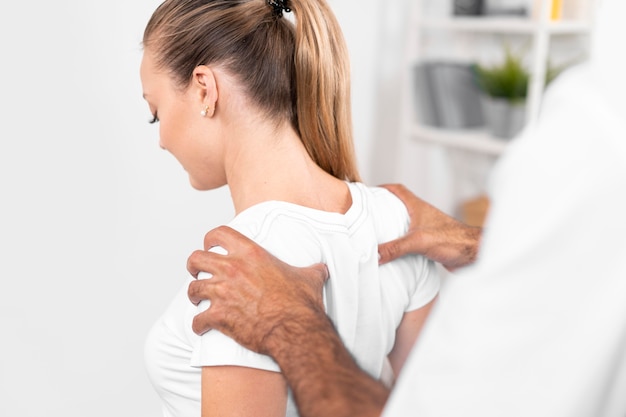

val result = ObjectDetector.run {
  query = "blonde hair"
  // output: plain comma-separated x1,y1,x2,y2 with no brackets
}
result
143,0,360,182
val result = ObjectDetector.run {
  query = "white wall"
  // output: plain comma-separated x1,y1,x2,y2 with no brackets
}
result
0,2,232,415
331,0,381,182
0,1,387,416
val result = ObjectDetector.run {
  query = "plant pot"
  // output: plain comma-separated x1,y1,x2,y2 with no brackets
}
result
480,95,526,139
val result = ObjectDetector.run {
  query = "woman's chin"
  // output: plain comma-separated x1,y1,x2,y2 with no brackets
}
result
188,176,225,192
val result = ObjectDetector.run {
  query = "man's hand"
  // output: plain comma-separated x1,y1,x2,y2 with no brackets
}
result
378,184,482,271
187,225,329,355
187,225,388,417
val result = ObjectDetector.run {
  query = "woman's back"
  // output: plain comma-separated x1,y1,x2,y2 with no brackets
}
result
145,182,439,416
140,1,438,415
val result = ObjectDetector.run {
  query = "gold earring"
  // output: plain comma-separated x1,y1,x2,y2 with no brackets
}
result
200,106,211,117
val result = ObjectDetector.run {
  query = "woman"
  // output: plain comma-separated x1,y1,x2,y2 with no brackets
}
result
140,0,439,416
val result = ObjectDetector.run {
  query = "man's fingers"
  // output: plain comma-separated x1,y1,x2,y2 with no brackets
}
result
378,236,413,265
192,311,213,336
188,278,214,305
202,225,255,252
187,249,227,278
379,184,414,204
188,279,215,335
380,183,439,220
300,263,330,286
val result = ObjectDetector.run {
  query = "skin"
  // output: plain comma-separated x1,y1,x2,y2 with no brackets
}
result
141,47,437,416
377,184,482,271
187,226,389,417
186,187,481,417
140,53,225,191
141,49,339,417
387,296,436,376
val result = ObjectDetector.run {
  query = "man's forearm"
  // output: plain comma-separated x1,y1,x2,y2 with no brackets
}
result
440,224,482,271
186,226,390,416
266,309,389,417
377,184,483,269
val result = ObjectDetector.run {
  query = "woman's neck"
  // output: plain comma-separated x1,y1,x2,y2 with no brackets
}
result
223,121,352,215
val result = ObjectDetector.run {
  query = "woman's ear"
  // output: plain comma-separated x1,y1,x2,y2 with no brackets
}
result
193,65,218,117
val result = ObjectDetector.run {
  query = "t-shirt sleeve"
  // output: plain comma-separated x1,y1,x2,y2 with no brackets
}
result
406,256,440,312
369,186,440,312
189,244,281,372
189,214,323,372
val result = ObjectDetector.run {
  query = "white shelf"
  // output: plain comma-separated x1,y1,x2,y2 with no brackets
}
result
419,17,591,35
400,0,593,217
409,125,509,156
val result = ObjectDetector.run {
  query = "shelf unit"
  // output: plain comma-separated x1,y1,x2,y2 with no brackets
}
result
403,0,594,156
410,125,508,156
419,17,591,34
399,0,595,224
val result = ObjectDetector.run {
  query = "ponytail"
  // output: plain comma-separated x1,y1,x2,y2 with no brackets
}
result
144,0,360,182
289,0,361,181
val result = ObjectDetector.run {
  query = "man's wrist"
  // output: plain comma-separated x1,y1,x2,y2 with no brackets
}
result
460,224,482,264
264,307,388,417
435,223,482,271
263,305,332,359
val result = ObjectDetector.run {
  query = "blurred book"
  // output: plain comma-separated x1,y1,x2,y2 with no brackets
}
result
551,0,563,20
484,0,528,16
453,0,485,16
413,62,485,129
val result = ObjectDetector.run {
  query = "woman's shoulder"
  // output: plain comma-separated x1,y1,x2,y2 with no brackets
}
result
349,182,410,242
226,201,328,268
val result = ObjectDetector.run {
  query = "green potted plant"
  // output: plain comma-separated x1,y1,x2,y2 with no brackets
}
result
473,44,570,139
473,45,529,139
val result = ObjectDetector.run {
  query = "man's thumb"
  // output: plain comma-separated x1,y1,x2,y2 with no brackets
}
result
378,237,411,265
303,263,330,285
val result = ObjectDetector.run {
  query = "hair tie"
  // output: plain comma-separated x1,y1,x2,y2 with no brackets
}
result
267,0,291,17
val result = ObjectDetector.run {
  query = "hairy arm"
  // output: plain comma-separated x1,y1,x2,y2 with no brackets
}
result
378,184,482,271
263,304,389,417
187,226,389,417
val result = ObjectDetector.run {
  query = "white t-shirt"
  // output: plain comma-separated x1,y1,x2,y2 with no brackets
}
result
383,5,626,413
145,182,440,417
